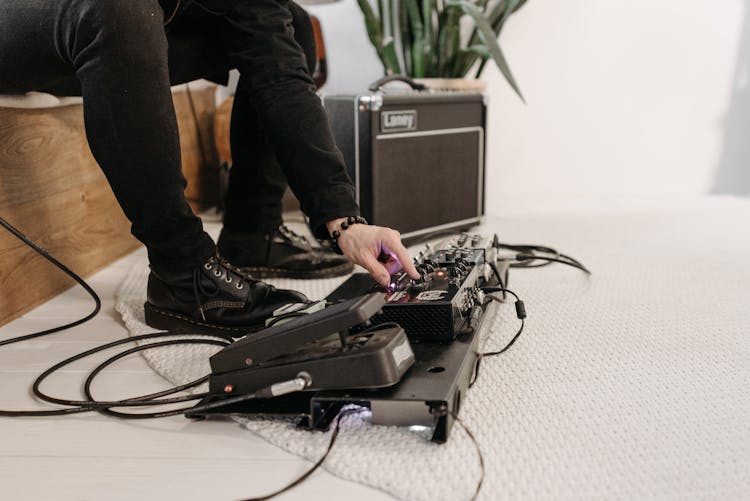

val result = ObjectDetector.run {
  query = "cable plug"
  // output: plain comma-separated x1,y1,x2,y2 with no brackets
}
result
515,300,526,320
256,372,312,398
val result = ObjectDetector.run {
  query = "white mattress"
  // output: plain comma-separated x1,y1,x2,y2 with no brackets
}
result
116,196,750,500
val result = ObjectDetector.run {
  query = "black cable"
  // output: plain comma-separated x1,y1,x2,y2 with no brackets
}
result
360,321,401,334
30,332,227,409
7,329,300,419
498,243,556,253
0,216,231,415
0,333,229,417
241,407,366,501
163,0,181,25
469,288,527,388
448,410,484,501
82,338,228,419
515,253,591,274
469,317,526,389
487,261,508,299
490,236,590,274
0,214,371,500
0,216,101,347
0,217,312,422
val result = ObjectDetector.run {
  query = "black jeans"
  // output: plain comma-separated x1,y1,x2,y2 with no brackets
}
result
0,0,355,272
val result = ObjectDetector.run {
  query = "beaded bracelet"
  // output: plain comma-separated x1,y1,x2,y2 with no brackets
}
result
330,216,368,254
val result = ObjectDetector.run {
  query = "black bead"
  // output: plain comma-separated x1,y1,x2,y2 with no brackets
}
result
347,216,356,225
341,221,349,229
332,230,340,238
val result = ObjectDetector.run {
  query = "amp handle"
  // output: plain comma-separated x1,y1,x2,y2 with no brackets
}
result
368,75,427,92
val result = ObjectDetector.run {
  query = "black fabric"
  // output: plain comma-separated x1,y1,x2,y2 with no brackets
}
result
0,0,359,272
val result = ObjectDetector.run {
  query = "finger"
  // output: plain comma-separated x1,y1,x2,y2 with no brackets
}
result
384,257,403,276
361,255,392,287
382,232,420,280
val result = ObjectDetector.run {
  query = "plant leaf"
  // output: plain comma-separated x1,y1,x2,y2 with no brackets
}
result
473,0,528,78
457,0,516,77
381,37,403,75
499,0,520,27
422,0,434,75
390,0,408,73
438,6,461,77
400,0,413,74
447,0,524,101
464,44,491,59
356,0,386,70
405,0,425,77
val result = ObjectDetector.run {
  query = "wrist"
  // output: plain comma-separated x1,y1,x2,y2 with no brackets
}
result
326,217,349,238
326,216,369,255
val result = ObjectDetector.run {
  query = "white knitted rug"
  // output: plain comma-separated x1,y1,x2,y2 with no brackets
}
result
116,197,750,500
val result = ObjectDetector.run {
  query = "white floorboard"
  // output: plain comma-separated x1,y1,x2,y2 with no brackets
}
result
0,248,392,501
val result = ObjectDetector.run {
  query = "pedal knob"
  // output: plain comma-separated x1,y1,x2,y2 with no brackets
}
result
408,280,428,293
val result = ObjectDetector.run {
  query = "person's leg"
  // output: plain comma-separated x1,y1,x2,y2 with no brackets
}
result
0,2,77,94
221,1,317,236
0,0,215,272
0,0,307,333
67,0,219,273
216,3,353,278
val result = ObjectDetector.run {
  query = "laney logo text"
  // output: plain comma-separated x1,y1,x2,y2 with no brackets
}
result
381,110,417,132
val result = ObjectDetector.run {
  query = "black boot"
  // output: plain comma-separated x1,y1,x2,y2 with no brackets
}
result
217,225,354,279
144,255,309,337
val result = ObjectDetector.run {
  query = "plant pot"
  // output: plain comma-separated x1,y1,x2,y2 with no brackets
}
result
412,78,487,93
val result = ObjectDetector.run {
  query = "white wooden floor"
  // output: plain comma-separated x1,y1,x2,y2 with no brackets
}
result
0,245,392,501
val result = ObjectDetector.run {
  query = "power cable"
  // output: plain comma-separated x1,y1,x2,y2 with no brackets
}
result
0,216,101,348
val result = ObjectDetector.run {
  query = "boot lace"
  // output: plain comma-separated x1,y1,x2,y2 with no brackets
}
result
278,224,309,245
194,255,256,321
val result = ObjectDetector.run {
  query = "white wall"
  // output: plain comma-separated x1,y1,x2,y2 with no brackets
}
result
481,0,750,212
310,0,750,214
306,1,384,94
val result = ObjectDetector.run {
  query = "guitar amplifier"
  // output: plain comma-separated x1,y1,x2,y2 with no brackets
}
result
323,83,487,241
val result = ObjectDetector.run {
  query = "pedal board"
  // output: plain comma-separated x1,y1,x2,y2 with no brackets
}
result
188,299,487,444
188,233,502,443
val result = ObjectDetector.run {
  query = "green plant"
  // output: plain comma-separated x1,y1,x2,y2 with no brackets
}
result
356,0,527,100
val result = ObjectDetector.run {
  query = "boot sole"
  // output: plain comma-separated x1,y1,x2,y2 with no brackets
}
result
239,261,355,279
143,302,262,338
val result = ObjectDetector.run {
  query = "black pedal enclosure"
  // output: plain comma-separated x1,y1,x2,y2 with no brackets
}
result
207,328,412,396
377,266,481,341
206,294,414,397
328,244,487,342
373,233,501,341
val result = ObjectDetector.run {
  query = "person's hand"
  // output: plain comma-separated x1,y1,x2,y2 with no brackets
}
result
326,218,420,287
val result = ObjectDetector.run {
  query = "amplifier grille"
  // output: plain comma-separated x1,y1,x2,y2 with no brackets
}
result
372,130,481,234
